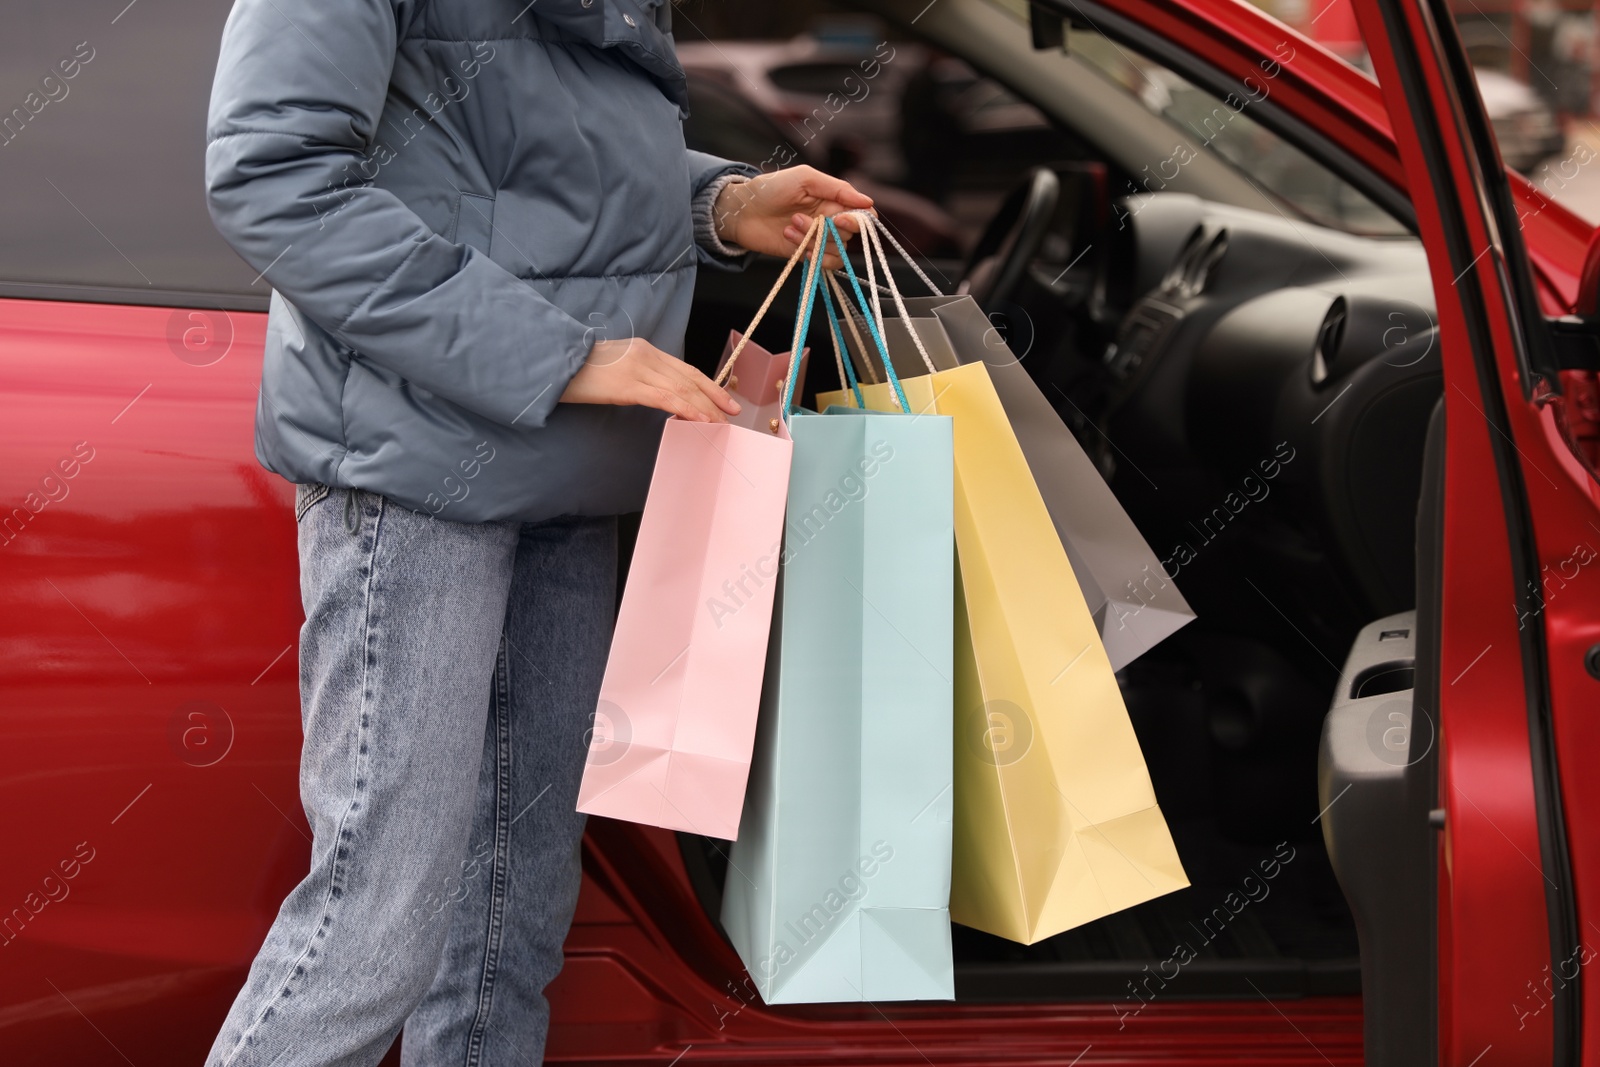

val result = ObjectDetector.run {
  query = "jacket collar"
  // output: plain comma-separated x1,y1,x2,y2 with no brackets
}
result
529,0,688,112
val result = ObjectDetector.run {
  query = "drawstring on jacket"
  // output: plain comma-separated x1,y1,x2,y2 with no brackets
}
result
344,489,361,535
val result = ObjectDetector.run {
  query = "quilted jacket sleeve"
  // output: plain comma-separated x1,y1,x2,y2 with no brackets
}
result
685,149,760,270
204,0,590,430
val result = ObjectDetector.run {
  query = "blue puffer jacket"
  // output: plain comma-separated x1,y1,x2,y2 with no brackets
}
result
205,0,756,522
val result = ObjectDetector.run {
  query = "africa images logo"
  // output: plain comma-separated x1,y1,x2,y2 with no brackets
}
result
754,842,894,986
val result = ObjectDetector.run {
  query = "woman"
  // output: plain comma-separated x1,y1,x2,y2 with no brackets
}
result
201,1,869,1064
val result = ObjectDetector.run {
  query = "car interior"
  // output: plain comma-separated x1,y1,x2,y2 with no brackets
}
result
671,0,1444,1005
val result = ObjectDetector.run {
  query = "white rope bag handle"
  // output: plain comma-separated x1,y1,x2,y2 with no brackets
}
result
843,210,939,378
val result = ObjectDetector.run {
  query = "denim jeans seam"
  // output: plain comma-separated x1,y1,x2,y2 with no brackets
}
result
294,482,330,523
218,493,386,1067
463,638,515,1066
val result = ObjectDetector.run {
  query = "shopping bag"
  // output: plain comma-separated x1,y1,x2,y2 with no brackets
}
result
722,223,956,1003
819,214,1187,944
832,231,1193,671
577,218,827,841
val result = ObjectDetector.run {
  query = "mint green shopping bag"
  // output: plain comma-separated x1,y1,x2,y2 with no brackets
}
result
720,220,955,1004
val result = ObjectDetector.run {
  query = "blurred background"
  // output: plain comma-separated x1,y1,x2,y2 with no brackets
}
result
671,0,1600,227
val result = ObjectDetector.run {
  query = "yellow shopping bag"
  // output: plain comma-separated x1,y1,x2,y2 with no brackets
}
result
817,215,1186,944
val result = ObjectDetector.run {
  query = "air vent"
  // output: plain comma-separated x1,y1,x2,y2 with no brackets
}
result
1179,230,1228,298
1161,226,1206,295
1311,296,1347,385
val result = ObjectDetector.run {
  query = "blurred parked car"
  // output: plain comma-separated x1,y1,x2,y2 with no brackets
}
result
678,24,1081,231
1475,66,1566,172
676,23,921,184
682,72,967,258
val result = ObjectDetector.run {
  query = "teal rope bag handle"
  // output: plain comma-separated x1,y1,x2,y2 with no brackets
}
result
781,227,827,419
816,263,866,409
824,216,911,414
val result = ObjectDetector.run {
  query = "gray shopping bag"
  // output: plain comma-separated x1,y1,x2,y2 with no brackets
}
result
838,288,1194,671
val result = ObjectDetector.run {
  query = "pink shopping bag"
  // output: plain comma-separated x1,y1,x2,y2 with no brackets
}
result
577,220,824,840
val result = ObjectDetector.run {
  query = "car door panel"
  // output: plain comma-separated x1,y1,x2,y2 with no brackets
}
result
0,297,297,1065
1349,0,1600,1063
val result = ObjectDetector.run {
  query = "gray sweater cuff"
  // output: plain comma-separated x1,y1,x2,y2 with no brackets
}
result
692,172,755,266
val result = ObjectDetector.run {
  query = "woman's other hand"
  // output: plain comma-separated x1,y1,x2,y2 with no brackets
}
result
713,166,874,269
561,337,741,423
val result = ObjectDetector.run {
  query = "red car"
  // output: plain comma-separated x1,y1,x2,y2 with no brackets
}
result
4,0,1599,1064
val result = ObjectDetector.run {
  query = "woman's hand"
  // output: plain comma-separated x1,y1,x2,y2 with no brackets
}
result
561,337,740,423
713,166,874,269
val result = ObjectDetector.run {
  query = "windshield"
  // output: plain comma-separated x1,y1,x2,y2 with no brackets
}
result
988,2,1409,237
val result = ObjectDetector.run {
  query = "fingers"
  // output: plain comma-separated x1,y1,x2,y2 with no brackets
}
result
797,167,875,210
789,210,860,233
784,212,865,254
562,338,742,423
787,208,871,234
826,211,867,235
639,354,739,423
639,372,720,422
783,214,815,247
763,164,877,255
645,382,718,423
675,359,742,417
783,222,827,248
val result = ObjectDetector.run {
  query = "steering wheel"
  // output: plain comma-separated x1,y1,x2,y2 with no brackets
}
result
960,166,1060,310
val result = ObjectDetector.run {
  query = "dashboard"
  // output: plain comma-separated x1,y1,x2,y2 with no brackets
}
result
1083,192,1441,637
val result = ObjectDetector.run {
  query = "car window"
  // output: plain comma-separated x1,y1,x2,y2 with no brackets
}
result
0,2,260,303
675,12,1089,257
1061,24,1410,237
1249,0,1589,222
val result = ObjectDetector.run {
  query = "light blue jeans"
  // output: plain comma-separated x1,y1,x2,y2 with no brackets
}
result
206,484,617,1067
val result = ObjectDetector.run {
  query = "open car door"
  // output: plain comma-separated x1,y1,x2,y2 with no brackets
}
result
1334,0,1600,1064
